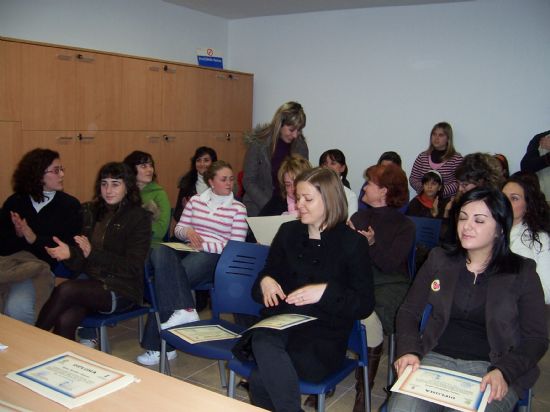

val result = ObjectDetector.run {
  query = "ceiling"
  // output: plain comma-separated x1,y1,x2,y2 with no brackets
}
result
163,0,471,19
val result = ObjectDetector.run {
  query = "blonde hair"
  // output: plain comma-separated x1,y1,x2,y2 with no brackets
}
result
277,154,312,198
255,102,307,154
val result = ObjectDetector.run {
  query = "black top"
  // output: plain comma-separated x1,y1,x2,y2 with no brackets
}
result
521,130,550,173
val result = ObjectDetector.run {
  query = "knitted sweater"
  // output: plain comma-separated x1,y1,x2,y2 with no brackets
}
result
174,189,248,254
140,182,170,247
409,151,463,198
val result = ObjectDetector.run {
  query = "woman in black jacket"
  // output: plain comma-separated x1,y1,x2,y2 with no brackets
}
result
236,167,374,412
36,162,152,340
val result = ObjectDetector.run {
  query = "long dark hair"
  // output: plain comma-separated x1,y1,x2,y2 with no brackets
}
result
179,147,217,199
12,148,60,202
505,172,550,250
451,187,521,274
319,149,350,188
92,162,141,220
123,150,157,181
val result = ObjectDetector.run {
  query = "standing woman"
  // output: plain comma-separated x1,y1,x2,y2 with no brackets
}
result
389,188,548,412
36,162,152,340
123,151,170,248
243,101,308,216
137,161,248,366
503,172,550,303
0,148,81,324
234,167,374,412
409,122,463,199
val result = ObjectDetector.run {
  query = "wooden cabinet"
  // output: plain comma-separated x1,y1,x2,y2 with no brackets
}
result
1,37,253,204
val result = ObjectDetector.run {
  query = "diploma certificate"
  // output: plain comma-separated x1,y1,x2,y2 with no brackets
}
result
246,314,316,331
161,242,198,252
169,325,241,344
391,365,491,412
6,352,136,409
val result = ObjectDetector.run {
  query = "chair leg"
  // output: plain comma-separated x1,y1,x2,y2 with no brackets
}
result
218,360,227,388
317,393,326,412
160,339,169,375
138,315,144,341
364,366,371,412
99,326,110,353
227,370,236,398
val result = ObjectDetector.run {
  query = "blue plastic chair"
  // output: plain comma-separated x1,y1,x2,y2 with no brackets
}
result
407,216,442,249
227,320,371,412
80,266,161,353
159,240,269,387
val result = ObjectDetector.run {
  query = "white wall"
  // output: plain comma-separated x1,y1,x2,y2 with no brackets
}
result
0,0,228,64
228,0,550,193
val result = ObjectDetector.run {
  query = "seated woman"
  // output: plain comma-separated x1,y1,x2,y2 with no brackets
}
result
349,163,415,410
123,150,170,248
259,154,311,216
319,149,358,219
503,172,550,303
406,170,448,219
35,162,152,340
0,148,81,324
234,167,374,412
389,187,548,412
137,160,248,366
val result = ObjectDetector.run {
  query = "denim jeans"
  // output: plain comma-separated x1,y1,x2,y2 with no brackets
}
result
388,351,519,412
141,245,220,351
4,278,36,325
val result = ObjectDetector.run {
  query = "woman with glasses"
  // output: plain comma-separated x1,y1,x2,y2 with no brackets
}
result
0,148,81,324
36,162,151,341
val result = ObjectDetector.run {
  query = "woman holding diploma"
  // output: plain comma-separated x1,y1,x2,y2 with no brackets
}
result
234,167,375,412
389,187,548,412
36,162,152,340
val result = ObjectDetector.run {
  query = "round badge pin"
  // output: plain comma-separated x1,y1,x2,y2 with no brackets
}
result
431,279,440,292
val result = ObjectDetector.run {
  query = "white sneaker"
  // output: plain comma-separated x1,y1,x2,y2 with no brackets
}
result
79,338,98,349
136,350,177,366
161,309,200,330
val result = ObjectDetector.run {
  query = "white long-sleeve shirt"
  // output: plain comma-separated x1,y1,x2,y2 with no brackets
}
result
510,222,550,304
174,189,248,254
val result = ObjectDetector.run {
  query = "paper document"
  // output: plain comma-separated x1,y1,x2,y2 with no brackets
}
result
247,314,316,331
246,215,297,245
7,352,136,409
169,325,241,344
161,242,198,252
391,365,491,412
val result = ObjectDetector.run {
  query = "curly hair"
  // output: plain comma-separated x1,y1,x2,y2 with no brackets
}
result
12,148,60,202
365,164,409,208
505,172,550,251
455,152,504,190
92,162,141,220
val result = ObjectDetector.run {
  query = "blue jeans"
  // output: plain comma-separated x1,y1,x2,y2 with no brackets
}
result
388,352,519,412
4,278,37,325
141,245,220,351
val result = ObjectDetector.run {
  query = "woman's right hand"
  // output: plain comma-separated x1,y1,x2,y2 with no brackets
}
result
394,353,421,378
45,236,71,261
186,227,204,250
260,276,286,307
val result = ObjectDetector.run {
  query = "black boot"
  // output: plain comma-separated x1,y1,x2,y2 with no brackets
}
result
367,343,383,389
353,343,383,412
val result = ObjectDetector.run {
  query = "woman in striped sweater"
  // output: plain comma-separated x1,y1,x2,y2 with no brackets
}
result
137,161,248,365
409,122,463,199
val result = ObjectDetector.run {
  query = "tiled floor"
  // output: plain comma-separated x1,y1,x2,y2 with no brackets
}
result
105,311,550,411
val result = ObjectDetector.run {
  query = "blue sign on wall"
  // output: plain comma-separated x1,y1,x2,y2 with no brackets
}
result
197,55,223,69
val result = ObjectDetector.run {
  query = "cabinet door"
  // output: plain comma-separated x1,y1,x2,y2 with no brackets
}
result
20,44,76,130
0,122,22,202
161,64,198,131
0,41,21,122
119,57,163,131
199,131,247,173
75,52,123,131
226,74,253,131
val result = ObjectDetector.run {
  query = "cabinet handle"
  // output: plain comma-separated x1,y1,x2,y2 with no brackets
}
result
56,54,73,61
148,135,161,142
226,133,231,141
76,53,95,63
163,65,176,74
149,66,161,72
215,74,227,80
77,133,94,141
163,134,176,142
56,136,74,142
228,74,239,80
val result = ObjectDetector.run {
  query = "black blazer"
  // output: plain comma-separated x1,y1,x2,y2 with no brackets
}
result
395,247,548,394
251,220,375,381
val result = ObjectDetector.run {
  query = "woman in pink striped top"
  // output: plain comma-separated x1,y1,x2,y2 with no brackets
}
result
409,122,463,199
137,161,248,366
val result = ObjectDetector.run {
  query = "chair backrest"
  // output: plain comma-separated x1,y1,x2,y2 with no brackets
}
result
211,240,270,318
419,303,433,333
348,320,369,366
408,216,442,249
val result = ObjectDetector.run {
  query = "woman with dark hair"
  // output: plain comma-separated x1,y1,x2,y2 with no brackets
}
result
406,170,447,218
349,163,415,410
409,122,463,199
35,162,152,341
233,167,374,412
174,146,217,223
389,187,548,412
123,150,170,247
243,101,308,216
0,148,81,324
319,149,358,219
503,172,550,303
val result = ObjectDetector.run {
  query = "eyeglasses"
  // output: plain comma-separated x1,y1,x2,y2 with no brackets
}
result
44,166,65,175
